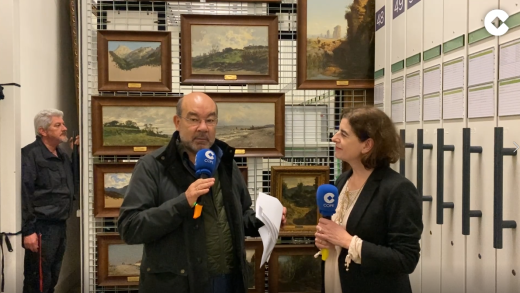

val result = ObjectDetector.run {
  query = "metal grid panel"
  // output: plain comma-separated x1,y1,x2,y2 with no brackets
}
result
85,1,369,292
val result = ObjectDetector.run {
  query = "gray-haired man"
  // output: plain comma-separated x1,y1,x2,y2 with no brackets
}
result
21,109,78,293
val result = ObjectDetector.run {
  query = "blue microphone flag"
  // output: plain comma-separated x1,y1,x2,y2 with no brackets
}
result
316,184,339,217
194,149,216,178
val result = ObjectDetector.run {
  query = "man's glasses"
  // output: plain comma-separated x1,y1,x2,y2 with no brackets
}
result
180,116,218,126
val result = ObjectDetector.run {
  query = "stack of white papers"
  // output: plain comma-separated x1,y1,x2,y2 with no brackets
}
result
255,192,283,268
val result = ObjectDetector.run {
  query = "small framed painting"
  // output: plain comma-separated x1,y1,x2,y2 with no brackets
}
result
94,163,135,218
180,15,278,85
97,233,143,286
270,166,330,236
97,30,172,92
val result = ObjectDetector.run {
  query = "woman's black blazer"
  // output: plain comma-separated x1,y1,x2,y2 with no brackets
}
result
323,166,423,293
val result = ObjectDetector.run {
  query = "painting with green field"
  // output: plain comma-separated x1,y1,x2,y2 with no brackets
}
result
108,41,162,82
102,106,176,146
191,25,269,75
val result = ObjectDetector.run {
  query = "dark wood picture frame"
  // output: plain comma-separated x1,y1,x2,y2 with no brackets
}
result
268,245,321,293
94,163,136,218
270,166,329,236
97,233,142,286
245,239,266,293
91,95,178,156
180,15,279,85
239,166,248,187
97,30,172,92
296,0,374,89
208,92,285,157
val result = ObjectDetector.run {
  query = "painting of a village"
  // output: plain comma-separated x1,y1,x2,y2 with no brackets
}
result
191,25,269,75
102,106,176,146
104,172,131,208
216,103,275,149
108,243,143,277
306,0,375,80
108,41,162,82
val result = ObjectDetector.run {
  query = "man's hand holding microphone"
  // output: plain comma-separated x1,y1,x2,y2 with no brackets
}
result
187,148,217,218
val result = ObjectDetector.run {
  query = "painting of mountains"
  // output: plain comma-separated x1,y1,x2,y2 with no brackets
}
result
104,173,132,208
108,41,162,82
191,25,269,75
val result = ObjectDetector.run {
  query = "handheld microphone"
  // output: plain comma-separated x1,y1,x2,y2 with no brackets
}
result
316,184,339,261
193,149,217,219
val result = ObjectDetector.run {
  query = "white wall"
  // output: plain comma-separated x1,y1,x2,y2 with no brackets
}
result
0,0,80,292
376,0,520,292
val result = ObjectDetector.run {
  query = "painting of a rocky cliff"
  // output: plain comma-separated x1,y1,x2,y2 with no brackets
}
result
107,41,162,82
306,0,375,80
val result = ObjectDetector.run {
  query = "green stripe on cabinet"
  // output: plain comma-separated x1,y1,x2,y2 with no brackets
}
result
499,78,520,86
424,93,440,99
444,58,463,67
374,68,385,79
443,88,463,95
469,49,493,59
443,35,465,53
468,27,492,44
424,66,440,73
406,53,421,67
391,60,404,73
505,11,520,29
469,85,493,92
423,45,441,61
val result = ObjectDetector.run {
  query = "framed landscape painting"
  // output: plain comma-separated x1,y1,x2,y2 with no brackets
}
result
245,239,266,293
207,92,285,157
270,166,329,236
268,245,321,293
297,0,375,89
91,96,178,155
97,30,172,92
180,15,278,85
97,233,143,286
94,163,135,217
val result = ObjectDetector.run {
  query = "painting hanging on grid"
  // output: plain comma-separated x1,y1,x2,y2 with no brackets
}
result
97,30,172,92
297,0,375,89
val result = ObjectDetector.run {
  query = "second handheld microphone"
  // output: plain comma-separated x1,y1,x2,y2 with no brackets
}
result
193,149,217,219
316,184,339,260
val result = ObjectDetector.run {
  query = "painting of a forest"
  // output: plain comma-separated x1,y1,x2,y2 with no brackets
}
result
108,41,162,82
216,103,275,148
104,173,131,208
280,176,318,226
277,254,321,292
306,0,375,80
191,25,269,75
102,106,175,146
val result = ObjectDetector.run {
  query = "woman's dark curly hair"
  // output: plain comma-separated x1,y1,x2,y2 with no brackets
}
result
341,106,402,169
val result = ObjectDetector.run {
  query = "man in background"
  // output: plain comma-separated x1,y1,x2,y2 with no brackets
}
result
118,92,286,293
21,109,79,293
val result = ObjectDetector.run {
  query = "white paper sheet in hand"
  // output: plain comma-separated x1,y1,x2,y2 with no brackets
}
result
255,192,283,268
